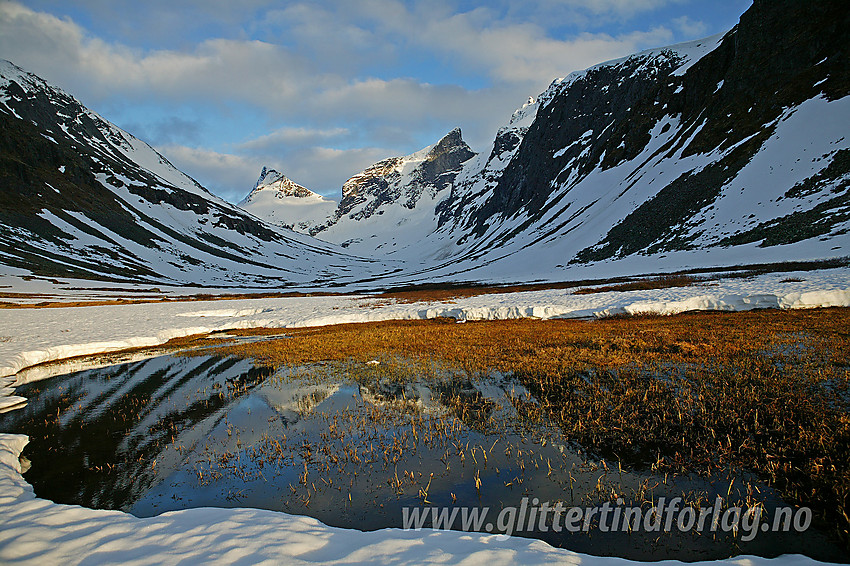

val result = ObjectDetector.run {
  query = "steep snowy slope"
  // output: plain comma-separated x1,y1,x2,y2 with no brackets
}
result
239,167,337,231
242,0,849,285
0,61,395,288
240,128,476,256
406,0,850,282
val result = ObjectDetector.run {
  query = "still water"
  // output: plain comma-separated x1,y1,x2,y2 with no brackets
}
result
0,353,844,562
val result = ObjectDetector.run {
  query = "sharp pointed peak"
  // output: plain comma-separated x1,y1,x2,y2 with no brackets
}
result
427,127,472,159
246,166,320,202
439,127,464,143
253,166,287,190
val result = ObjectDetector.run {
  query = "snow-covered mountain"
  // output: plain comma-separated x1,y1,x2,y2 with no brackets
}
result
238,167,336,232
2,0,849,290
241,128,475,255
242,0,850,284
317,127,474,253
0,60,395,288
428,0,850,282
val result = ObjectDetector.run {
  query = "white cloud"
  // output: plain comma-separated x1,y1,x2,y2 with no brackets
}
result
0,3,313,107
415,15,675,85
0,0,735,204
672,16,709,38
0,3,495,131
238,127,351,152
0,1,682,126
157,144,263,202
537,0,684,17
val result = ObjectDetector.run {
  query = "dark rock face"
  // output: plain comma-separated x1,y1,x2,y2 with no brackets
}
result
470,51,685,233
465,0,850,260
0,62,341,283
335,157,404,222
673,0,849,158
416,128,476,196
317,128,474,232
402,128,475,210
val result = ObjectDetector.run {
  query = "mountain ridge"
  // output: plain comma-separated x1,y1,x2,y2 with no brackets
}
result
2,0,849,289
250,0,848,283
241,127,476,254
0,60,395,288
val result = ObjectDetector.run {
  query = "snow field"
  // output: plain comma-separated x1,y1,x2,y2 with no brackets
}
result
0,269,848,565
1,268,848,381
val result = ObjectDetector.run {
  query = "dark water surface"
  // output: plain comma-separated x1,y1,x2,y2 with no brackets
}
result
0,353,844,562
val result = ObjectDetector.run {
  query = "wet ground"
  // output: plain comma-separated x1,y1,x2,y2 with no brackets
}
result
0,353,845,562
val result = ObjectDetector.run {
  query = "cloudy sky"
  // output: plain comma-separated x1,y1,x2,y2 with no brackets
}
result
0,0,750,202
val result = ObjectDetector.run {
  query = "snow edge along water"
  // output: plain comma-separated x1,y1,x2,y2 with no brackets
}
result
0,432,832,566
0,270,849,564
1,269,849,382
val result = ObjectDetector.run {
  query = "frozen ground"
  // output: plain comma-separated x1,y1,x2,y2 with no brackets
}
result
0,268,848,564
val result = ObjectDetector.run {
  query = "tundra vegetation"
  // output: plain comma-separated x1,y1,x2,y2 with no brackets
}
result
205,307,850,547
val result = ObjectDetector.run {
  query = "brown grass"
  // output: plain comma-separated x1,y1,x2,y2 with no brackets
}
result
213,308,849,371
0,291,339,309
204,308,850,544
4,254,845,308
572,274,705,294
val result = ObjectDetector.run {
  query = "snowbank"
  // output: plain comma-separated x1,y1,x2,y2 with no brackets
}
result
0,433,833,565
0,269,848,564
1,269,849,380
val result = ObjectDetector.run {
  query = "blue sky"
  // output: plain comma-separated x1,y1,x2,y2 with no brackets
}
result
0,0,751,202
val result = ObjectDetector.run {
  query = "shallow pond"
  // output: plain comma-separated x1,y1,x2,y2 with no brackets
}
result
0,353,845,562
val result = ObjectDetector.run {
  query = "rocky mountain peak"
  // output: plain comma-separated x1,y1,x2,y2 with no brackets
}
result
418,128,475,192
427,127,464,157
243,167,315,203
330,128,475,226
253,166,277,190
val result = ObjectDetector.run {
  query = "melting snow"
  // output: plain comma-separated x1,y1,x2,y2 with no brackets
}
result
1,269,848,564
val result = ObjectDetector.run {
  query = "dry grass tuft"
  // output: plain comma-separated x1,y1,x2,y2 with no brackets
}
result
201,307,850,545
573,274,705,295
0,291,338,309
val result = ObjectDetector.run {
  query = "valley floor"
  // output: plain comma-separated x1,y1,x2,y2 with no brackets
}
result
0,267,849,565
